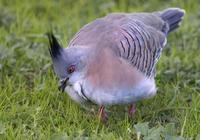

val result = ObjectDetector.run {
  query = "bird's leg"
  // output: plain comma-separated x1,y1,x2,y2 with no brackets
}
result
128,103,136,118
98,105,108,122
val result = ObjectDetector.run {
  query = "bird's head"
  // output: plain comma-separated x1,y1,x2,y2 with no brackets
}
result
48,33,89,92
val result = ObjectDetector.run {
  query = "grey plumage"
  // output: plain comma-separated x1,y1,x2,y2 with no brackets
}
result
69,8,185,77
48,8,185,107
160,8,185,33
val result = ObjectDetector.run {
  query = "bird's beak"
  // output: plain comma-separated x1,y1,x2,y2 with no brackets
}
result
58,77,69,92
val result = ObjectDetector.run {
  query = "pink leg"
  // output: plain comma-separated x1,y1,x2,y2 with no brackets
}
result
98,106,108,122
128,104,136,118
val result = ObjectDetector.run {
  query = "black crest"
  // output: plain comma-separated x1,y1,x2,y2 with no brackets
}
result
48,32,62,59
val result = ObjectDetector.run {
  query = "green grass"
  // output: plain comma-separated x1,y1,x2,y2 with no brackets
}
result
0,0,200,139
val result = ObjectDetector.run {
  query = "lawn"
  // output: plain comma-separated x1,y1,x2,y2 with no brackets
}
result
0,0,200,139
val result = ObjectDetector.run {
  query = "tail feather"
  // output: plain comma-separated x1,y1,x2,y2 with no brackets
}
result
160,8,185,34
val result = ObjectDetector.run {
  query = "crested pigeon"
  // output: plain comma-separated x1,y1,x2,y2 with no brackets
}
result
48,8,185,121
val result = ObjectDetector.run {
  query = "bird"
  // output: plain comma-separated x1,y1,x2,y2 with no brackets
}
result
48,8,185,122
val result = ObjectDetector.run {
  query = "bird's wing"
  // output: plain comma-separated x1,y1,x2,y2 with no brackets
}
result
102,13,167,77
69,13,166,77
69,9,184,77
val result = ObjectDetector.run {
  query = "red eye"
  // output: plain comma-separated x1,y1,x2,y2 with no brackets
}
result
67,65,75,74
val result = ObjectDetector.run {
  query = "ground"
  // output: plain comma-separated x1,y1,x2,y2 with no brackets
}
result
0,0,200,139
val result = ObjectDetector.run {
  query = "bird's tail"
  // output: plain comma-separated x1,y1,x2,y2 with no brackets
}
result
160,8,185,33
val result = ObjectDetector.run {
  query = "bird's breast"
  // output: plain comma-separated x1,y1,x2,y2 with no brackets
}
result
65,80,93,105
82,77,157,105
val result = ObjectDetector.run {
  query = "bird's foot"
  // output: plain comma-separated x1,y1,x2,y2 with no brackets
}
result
128,104,136,118
98,106,108,123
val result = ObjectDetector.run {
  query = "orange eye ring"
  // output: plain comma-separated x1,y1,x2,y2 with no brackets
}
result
67,65,75,74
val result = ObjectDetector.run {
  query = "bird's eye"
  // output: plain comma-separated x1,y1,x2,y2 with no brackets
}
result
67,65,75,74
